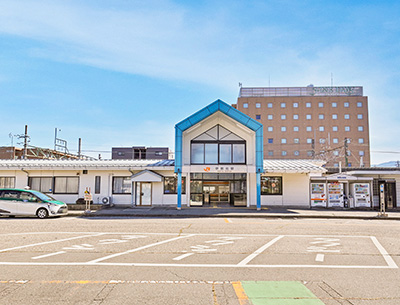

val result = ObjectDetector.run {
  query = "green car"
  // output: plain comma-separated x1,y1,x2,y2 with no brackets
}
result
0,188,68,219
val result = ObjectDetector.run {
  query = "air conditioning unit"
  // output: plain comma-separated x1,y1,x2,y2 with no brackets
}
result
101,196,114,206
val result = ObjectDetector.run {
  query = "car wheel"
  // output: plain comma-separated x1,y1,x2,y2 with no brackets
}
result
37,208,48,219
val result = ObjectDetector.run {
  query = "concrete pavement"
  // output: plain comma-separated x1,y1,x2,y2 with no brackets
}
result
66,205,400,220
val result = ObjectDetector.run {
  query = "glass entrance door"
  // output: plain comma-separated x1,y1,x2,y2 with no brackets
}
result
136,182,152,206
203,182,230,205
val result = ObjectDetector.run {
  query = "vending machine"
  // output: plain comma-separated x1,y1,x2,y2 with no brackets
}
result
327,182,344,208
351,183,371,208
310,183,327,207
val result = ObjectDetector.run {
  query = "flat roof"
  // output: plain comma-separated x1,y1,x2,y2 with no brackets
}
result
239,86,363,97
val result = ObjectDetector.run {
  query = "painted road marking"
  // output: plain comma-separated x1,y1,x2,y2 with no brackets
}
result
32,251,66,260
0,233,105,253
370,236,398,268
307,237,341,253
173,253,194,261
237,235,284,266
239,281,324,305
224,218,232,223
232,281,250,305
315,254,324,262
87,234,196,264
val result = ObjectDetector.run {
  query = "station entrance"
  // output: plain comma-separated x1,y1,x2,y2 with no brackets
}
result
189,173,247,207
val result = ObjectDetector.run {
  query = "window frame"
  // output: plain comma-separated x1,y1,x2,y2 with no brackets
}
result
261,176,283,195
112,177,132,194
164,177,186,194
53,176,79,194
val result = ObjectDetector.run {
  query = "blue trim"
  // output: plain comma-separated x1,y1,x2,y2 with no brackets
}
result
175,99,263,173
177,172,182,209
256,172,261,209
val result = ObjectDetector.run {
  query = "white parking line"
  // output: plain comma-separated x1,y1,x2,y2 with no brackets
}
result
88,234,196,264
237,235,284,266
315,254,324,262
32,251,66,260
0,233,105,253
173,253,194,261
370,236,398,268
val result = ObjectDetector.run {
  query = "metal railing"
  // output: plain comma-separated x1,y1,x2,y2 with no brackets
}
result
239,86,363,97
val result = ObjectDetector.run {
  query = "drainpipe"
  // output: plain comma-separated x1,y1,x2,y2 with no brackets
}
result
21,168,29,188
129,169,135,207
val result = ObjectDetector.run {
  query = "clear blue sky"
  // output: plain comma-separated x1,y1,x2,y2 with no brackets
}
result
0,0,399,164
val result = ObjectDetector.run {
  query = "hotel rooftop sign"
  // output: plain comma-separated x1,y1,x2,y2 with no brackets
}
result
239,86,363,97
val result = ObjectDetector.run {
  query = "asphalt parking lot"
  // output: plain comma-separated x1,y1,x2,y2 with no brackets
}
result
1,217,400,304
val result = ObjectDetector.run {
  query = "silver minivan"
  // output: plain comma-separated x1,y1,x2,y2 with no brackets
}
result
0,188,68,218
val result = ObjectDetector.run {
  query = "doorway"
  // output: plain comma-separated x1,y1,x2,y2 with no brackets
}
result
135,182,152,206
203,182,230,205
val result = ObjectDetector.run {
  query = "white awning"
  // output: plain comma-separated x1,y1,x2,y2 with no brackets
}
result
131,170,163,182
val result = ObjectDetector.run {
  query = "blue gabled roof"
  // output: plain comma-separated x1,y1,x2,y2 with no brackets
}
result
174,99,263,173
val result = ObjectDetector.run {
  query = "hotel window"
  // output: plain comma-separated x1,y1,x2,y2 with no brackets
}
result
268,151,273,156
319,126,324,131
345,126,350,131
306,114,311,120
358,126,364,131
268,138,273,144
164,177,186,194
307,151,314,157
191,125,246,165
256,114,261,120
293,114,299,120
267,103,273,108
243,103,248,108
0,177,15,188
28,177,53,193
344,114,350,119
256,103,261,108
332,126,338,131
282,151,287,156
359,151,365,156
359,138,364,144
357,114,363,119
344,102,349,108
306,102,311,108
319,138,326,144
54,177,79,194
357,102,363,107
332,102,337,108
281,138,287,144
319,114,324,119
281,114,286,120
333,138,339,144
332,114,337,119
293,102,298,108
294,138,300,143
281,126,286,132
281,102,286,108
318,102,324,108
95,176,101,194
268,114,273,120
293,126,299,132
333,151,339,156
112,177,131,194
333,163,339,167
268,126,273,132
307,138,312,144
261,176,282,195
306,126,312,132
294,151,300,156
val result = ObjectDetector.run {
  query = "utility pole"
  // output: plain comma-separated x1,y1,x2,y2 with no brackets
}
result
344,137,349,167
23,125,28,159
311,139,315,158
78,138,82,159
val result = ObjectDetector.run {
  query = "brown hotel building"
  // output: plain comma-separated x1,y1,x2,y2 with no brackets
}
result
233,86,370,167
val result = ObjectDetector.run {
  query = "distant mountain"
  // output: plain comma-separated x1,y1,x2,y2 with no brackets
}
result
374,161,400,167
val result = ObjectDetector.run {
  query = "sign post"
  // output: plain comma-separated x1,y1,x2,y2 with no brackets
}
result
84,187,93,213
378,183,387,217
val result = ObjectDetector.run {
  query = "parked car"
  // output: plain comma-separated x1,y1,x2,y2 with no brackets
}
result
0,188,68,218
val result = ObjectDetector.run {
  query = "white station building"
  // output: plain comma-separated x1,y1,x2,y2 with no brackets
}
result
2,99,396,209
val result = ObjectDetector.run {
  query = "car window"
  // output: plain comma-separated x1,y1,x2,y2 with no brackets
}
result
20,192,38,202
1,190,20,199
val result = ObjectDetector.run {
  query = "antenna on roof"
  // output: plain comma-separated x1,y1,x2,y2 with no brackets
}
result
238,82,242,88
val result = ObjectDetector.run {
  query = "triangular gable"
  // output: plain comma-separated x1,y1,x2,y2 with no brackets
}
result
131,170,163,182
174,99,263,173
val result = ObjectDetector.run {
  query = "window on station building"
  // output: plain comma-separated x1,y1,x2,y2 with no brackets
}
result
112,177,131,194
268,126,273,132
164,177,186,194
0,177,15,189
267,103,273,108
243,103,248,108
54,177,79,194
293,126,299,132
293,102,298,108
256,103,261,108
261,176,282,195
95,176,101,194
191,125,246,165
